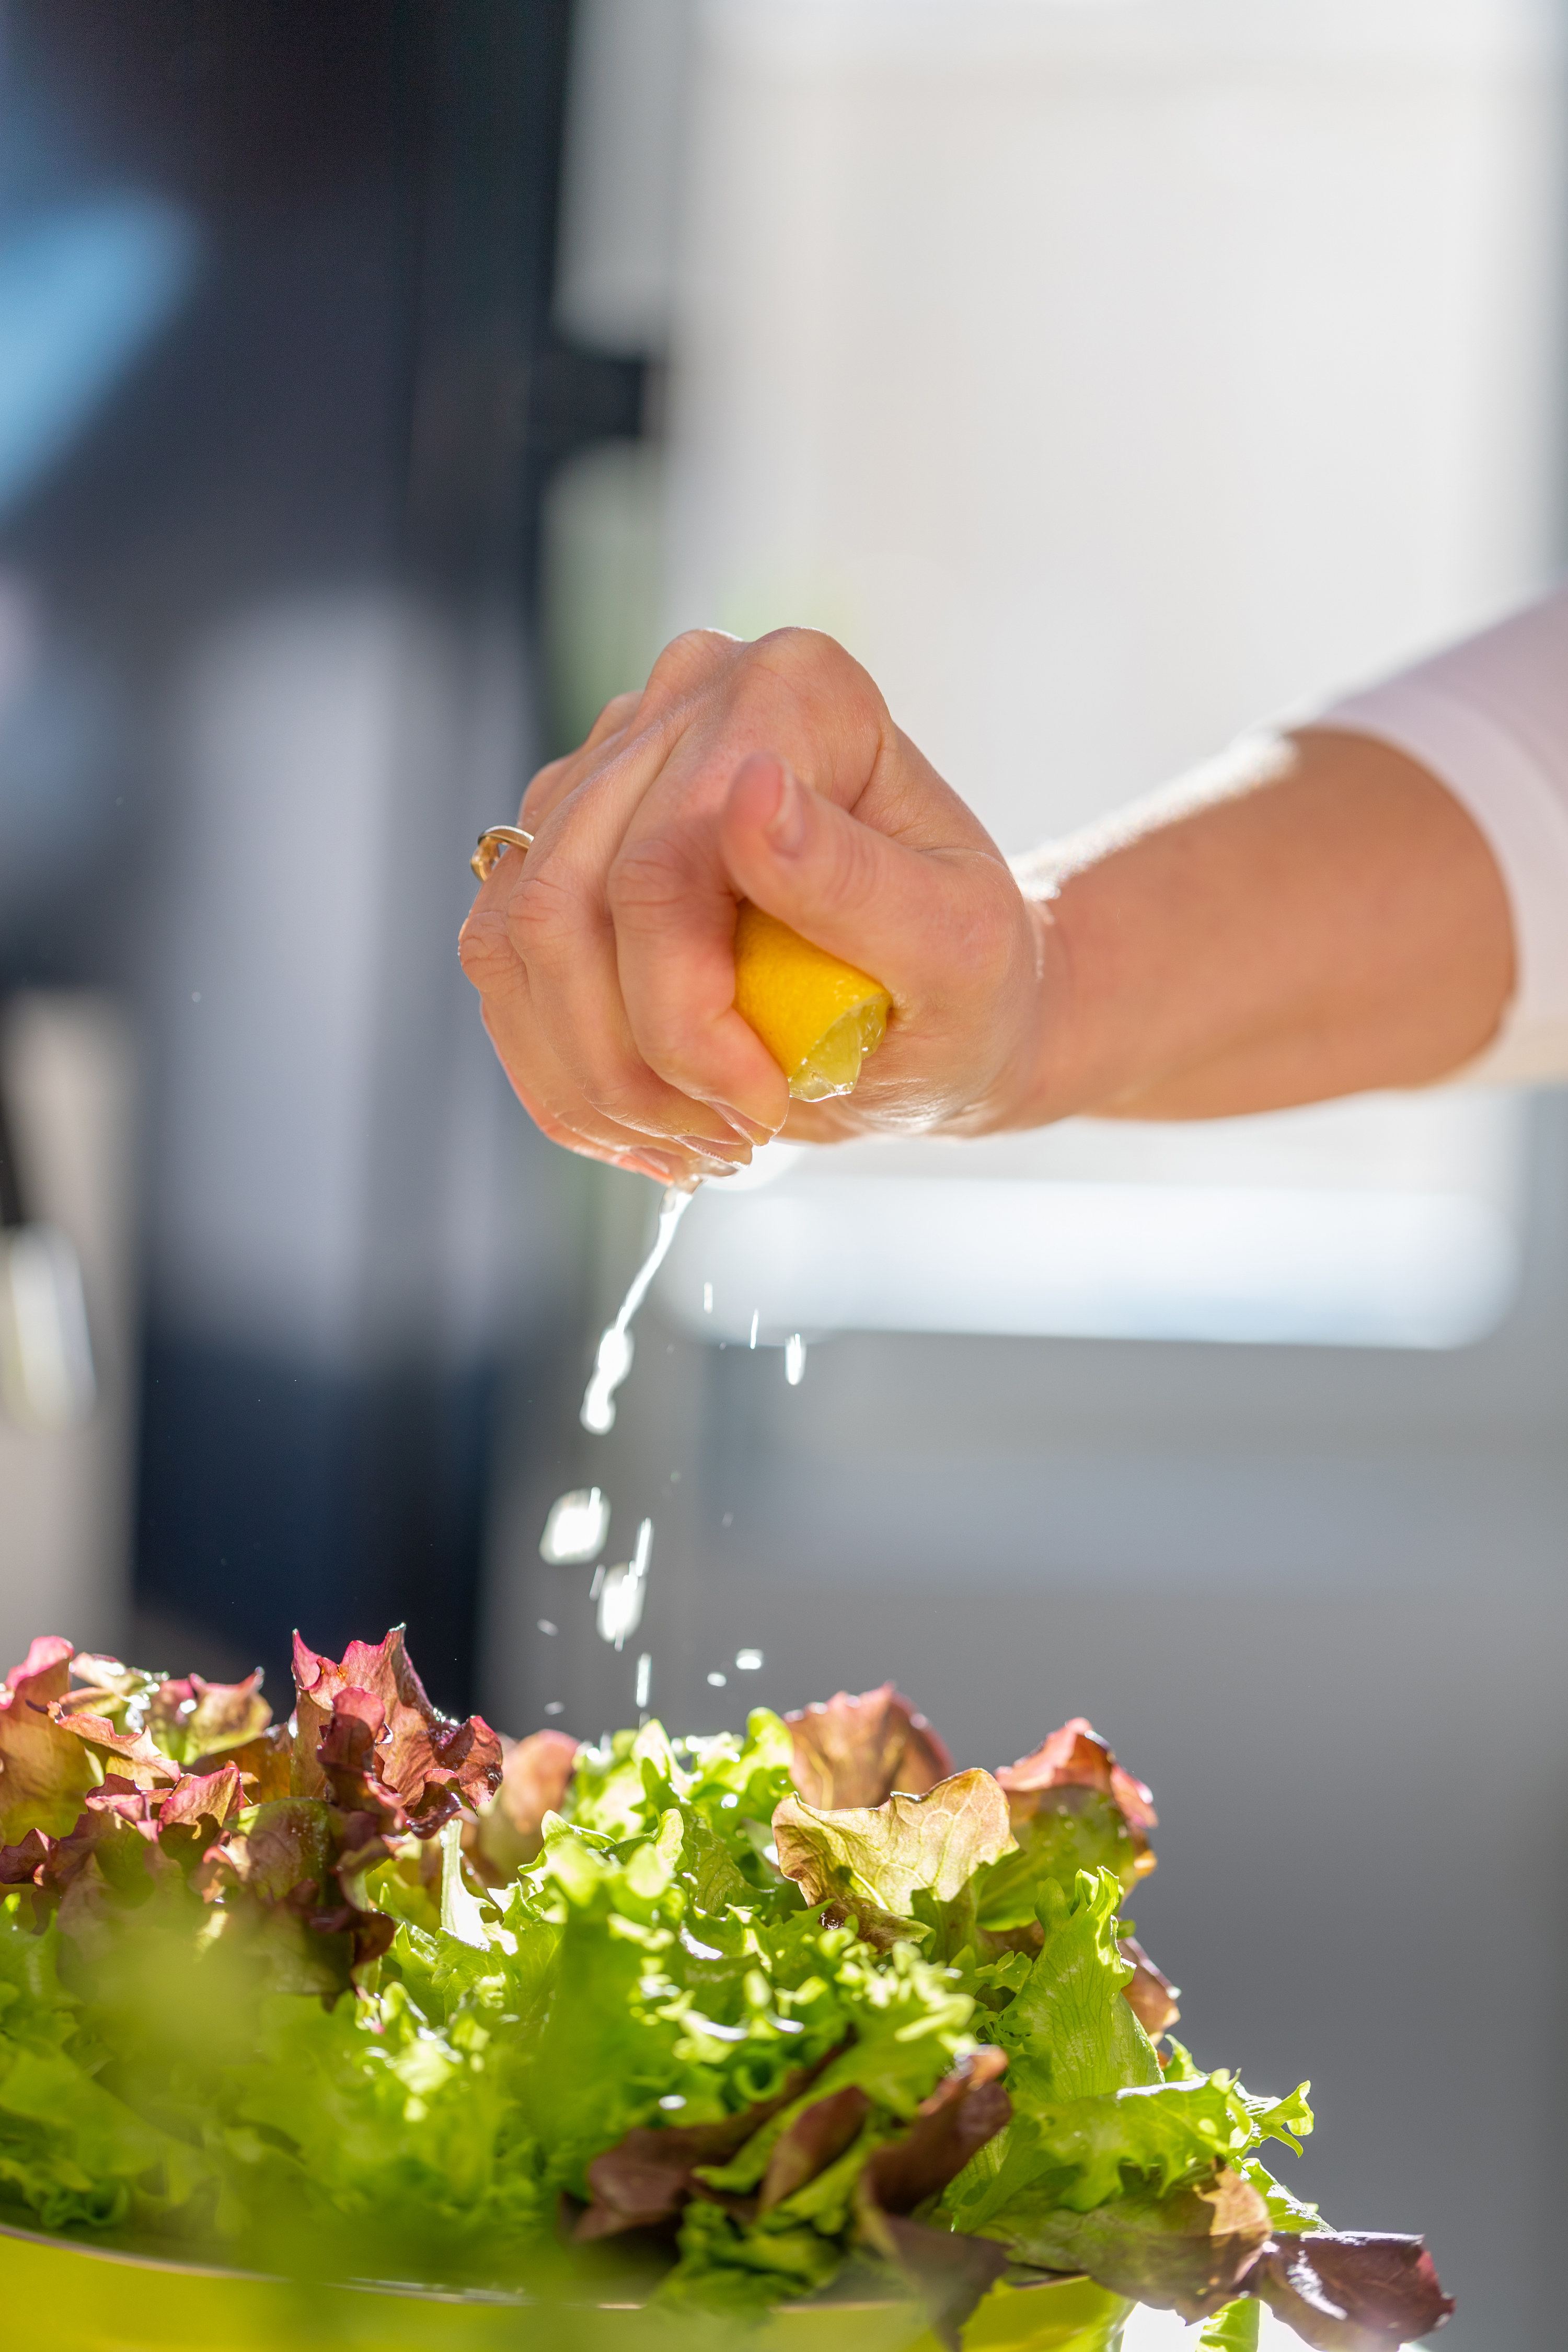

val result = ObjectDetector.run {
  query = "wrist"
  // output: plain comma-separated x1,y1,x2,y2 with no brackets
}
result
1007,889,1092,1129
952,885,1089,1137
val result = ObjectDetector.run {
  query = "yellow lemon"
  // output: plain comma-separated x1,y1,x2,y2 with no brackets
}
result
732,903,891,1101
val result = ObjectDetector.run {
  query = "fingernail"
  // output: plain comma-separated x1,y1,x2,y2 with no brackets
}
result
714,1103,775,1145
765,760,807,855
679,1135,749,1163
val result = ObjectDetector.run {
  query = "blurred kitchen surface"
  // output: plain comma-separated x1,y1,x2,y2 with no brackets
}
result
0,4,1564,2346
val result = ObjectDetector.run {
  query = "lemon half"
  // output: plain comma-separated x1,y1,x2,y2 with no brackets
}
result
732,904,891,1101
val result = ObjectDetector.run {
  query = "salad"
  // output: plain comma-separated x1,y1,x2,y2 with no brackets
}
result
0,1627,1451,2348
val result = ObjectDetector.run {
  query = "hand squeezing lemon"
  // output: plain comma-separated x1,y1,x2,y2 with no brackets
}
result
471,817,892,1122
731,904,891,1101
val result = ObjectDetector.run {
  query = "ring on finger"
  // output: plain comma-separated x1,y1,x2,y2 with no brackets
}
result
470,824,535,883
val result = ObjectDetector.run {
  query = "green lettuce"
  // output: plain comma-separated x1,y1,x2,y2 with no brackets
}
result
0,1640,1452,2350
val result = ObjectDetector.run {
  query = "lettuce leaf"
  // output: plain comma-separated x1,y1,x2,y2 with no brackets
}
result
471,1728,579,1878
756,2082,870,2209
785,1686,953,1809
976,1719,1157,1939
1200,2301,1262,2351
773,1770,1017,1950
575,2053,836,2238
0,1639,102,1843
290,1628,503,1832
1253,2231,1456,2351
147,1671,272,1764
997,1718,1157,1848
990,2167,1272,2318
1120,1933,1180,2038
995,1869,1162,2108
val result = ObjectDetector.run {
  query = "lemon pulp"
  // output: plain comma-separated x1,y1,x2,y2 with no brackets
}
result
732,904,891,1100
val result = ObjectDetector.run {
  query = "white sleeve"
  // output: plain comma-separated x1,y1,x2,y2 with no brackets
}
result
1317,584,1568,1083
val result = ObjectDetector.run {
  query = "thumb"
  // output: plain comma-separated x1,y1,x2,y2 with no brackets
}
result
718,752,975,1001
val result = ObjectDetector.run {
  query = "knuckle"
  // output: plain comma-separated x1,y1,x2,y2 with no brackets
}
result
457,908,516,990
606,831,701,926
504,861,588,965
587,688,642,746
754,623,834,672
743,628,884,745
753,624,856,696
520,755,570,818
643,627,737,707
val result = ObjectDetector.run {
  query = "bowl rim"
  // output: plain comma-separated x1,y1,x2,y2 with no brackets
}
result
0,2212,1109,2316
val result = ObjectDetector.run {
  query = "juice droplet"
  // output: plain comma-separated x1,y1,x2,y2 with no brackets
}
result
785,1333,806,1386
539,1486,610,1563
596,1516,653,1650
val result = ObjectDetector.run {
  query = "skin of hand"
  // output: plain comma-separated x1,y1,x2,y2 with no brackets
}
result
460,628,1517,1177
458,627,1051,1182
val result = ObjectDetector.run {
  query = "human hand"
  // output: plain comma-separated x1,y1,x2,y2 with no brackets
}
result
458,628,1052,1182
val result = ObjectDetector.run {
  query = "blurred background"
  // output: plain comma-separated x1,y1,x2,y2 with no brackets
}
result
0,2,1563,2343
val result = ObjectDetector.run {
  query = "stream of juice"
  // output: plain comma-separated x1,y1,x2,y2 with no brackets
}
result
548,1175,793,1723
579,1183,696,1435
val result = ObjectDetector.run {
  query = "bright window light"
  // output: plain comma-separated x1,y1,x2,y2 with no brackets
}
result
660,1096,1524,1352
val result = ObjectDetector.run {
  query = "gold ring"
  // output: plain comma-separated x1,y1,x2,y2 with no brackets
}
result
471,824,535,883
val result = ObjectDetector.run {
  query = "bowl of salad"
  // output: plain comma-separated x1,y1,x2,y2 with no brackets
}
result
0,1629,1452,2351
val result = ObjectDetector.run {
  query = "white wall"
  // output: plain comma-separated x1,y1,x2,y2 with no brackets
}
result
666,0,1564,841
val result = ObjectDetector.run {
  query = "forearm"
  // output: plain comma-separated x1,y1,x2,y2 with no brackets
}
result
1010,728,1515,1124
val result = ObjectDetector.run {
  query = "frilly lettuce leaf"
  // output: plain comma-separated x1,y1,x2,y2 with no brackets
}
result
856,2046,1011,2217
0,1892,212,2232
156,1762,245,1840
994,2166,1273,2318
0,1639,102,1843
1200,2299,1263,2351
195,1724,293,1802
997,1717,1157,1843
785,1685,953,1809
55,1655,167,1735
661,2052,1013,2348
471,1728,579,1878
977,1719,1157,1936
755,2081,869,2209
147,1670,272,1764
948,1872,1312,2249
575,2051,837,2238
1120,1932,1181,2038
773,1769,1017,1949
1253,2231,1456,2351
47,1710,180,1793
290,1627,503,1832
995,1867,1162,2108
